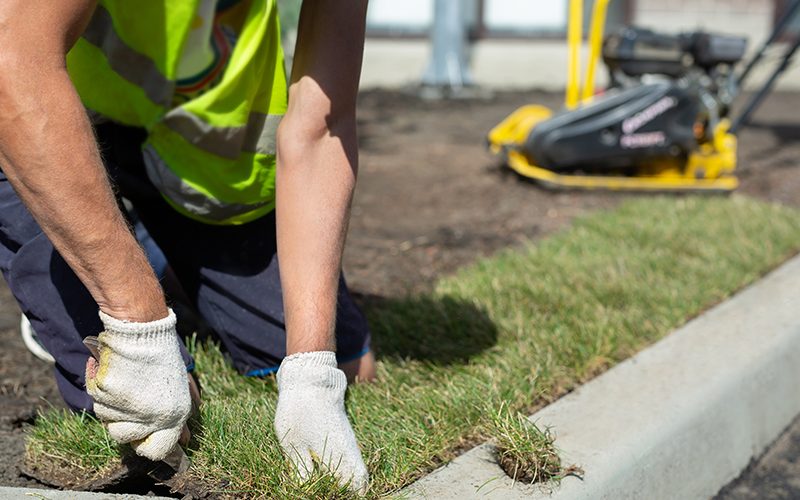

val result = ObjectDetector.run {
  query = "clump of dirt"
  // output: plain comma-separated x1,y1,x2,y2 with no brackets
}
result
486,403,583,485
496,447,584,485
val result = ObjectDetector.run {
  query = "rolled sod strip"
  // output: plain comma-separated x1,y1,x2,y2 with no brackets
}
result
26,196,800,499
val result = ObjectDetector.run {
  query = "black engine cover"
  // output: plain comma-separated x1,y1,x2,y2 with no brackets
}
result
524,82,698,172
603,27,747,78
603,28,688,78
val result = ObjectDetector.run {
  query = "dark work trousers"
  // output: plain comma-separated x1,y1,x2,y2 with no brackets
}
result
0,122,371,412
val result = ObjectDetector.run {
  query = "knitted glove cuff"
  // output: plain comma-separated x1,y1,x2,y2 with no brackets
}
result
99,308,177,344
277,351,346,393
282,350,337,368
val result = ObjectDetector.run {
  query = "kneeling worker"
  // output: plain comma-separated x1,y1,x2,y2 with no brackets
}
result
0,0,372,491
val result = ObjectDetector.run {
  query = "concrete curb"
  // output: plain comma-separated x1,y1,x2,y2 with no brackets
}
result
0,487,172,500
403,254,800,499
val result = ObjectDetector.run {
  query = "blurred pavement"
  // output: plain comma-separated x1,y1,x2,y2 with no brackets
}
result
716,416,800,499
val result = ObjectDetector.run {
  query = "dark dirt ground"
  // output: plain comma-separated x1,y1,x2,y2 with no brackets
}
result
2,89,800,492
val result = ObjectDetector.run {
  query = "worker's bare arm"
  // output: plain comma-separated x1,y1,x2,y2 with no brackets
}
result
276,0,369,356
0,0,168,322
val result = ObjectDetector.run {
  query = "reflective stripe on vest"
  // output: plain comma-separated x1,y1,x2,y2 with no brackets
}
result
81,5,174,110
67,0,287,225
161,108,281,159
143,145,273,223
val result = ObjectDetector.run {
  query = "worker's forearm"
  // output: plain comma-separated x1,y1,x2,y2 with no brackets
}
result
276,0,366,355
276,127,357,354
0,64,167,322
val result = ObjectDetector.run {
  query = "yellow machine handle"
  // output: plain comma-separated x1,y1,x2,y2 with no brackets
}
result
566,0,583,109
583,0,611,102
566,0,612,108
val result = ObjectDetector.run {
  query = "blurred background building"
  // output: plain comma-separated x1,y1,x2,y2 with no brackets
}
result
279,0,800,91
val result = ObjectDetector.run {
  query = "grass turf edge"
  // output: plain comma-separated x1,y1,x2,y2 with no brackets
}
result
24,195,800,499
485,402,583,486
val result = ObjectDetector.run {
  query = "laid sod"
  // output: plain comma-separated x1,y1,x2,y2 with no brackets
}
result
26,196,800,498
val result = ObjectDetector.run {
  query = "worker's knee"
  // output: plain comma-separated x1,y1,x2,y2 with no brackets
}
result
339,350,376,384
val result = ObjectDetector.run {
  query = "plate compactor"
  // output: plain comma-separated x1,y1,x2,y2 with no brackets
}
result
487,0,748,192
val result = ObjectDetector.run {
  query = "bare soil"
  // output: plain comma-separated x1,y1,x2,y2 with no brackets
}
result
2,89,800,492
0,283,62,490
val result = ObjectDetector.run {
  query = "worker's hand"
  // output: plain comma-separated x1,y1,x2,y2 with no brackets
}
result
85,309,191,462
275,351,369,493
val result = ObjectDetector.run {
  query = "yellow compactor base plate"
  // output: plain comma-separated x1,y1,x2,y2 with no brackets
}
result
506,150,739,192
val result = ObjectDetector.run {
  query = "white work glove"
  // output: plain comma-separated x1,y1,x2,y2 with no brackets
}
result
85,309,191,462
275,351,369,493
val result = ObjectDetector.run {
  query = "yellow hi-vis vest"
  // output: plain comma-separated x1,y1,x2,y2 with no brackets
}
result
67,0,288,225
